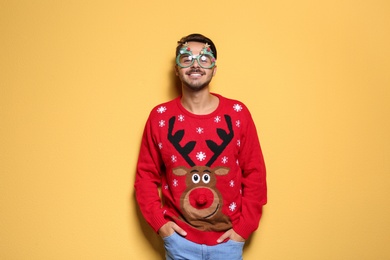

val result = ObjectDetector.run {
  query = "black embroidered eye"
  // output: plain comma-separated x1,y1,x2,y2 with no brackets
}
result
192,174,200,184
202,174,210,184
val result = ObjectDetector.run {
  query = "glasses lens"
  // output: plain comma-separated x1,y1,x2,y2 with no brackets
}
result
198,55,213,68
178,54,193,68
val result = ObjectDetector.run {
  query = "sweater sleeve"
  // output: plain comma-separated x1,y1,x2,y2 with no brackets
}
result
233,112,267,239
134,117,168,233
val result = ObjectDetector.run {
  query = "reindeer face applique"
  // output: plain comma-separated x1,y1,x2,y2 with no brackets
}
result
168,115,234,231
172,165,232,231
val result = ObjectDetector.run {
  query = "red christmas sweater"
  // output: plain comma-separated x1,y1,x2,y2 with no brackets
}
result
135,93,267,245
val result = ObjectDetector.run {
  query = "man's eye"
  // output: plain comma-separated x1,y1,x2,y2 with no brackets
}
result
180,56,193,64
200,55,211,63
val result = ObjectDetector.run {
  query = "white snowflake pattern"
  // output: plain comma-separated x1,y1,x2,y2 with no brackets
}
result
235,120,241,127
229,180,235,187
229,202,237,211
236,159,240,166
178,114,185,122
164,185,168,190
214,116,221,123
237,140,241,147
173,179,179,187
233,104,243,112
158,143,163,149
157,106,167,114
171,155,177,163
196,127,204,134
221,156,228,164
159,120,165,127
163,209,167,215
196,151,207,161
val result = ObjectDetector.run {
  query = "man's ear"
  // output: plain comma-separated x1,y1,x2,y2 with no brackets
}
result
175,65,179,76
212,65,217,76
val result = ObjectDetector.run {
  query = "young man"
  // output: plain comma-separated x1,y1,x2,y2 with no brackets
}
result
135,33,267,260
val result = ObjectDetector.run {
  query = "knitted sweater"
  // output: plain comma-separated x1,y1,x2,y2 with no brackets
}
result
135,93,267,246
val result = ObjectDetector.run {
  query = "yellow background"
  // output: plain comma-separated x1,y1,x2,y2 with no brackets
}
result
1,0,389,259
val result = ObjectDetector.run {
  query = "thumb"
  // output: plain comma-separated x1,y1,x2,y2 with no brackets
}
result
172,223,187,237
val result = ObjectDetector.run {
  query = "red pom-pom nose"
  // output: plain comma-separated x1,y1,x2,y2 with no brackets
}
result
189,188,214,209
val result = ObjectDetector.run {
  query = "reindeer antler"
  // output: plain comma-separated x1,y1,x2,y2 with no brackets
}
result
205,115,234,167
168,116,196,166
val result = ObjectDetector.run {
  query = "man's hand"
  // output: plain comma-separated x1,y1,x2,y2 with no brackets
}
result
217,229,245,243
158,221,187,238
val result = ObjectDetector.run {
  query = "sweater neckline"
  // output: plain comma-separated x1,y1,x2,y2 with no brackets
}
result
175,93,223,119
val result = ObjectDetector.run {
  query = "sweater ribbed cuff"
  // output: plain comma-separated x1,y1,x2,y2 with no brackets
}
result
151,212,168,233
234,220,255,240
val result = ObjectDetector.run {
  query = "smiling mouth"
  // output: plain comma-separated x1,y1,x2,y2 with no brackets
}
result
203,204,219,219
188,74,203,79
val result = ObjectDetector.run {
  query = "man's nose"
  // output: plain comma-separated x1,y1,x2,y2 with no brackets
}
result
191,58,200,68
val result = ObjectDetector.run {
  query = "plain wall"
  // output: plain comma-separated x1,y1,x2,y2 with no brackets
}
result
1,0,389,259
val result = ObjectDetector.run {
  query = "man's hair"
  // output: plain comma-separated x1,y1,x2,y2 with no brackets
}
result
176,33,217,59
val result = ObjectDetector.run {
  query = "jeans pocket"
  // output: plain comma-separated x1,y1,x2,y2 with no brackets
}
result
227,239,245,248
162,232,177,242
228,239,245,244
163,232,183,259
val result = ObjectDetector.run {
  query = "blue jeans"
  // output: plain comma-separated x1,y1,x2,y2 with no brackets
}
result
163,232,244,260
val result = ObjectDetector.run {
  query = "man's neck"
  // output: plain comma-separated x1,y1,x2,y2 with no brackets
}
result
180,88,219,115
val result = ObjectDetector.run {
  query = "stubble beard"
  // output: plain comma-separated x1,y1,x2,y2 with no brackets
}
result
180,69,214,92
182,78,212,92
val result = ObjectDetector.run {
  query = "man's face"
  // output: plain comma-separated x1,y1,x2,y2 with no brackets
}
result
175,41,217,92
